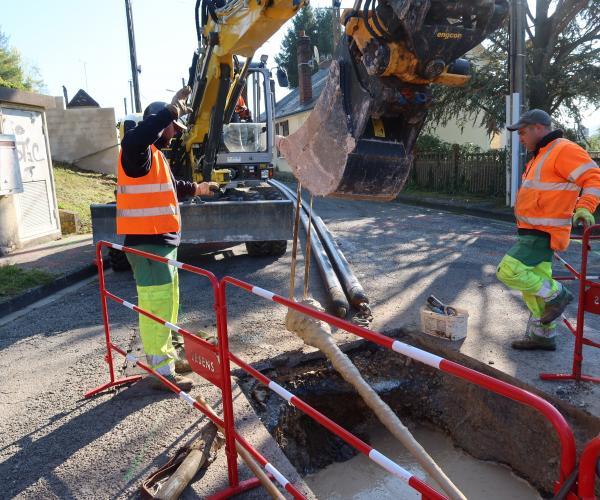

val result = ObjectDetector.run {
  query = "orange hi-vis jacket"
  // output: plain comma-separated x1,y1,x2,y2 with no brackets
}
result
116,145,181,235
515,137,600,251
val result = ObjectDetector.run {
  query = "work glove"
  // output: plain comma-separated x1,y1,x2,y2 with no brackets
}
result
195,181,220,197
572,207,595,227
167,86,193,120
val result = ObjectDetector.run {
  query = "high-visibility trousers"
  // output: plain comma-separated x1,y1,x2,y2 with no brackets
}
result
126,244,179,375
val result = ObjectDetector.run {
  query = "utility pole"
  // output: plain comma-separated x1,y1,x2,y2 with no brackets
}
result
506,0,527,206
332,0,341,52
124,97,128,115
125,0,142,113
129,80,135,113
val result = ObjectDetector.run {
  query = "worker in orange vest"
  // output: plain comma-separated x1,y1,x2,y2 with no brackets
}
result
497,109,600,350
117,86,218,390
232,95,251,122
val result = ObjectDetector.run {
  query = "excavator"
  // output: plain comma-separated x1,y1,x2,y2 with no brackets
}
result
92,0,508,269
175,0,508,199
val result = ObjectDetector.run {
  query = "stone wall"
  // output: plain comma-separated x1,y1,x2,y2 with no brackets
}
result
46,97,119,175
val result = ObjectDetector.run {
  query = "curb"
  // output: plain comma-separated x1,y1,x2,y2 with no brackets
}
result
396,195,515,223
0,262,103,317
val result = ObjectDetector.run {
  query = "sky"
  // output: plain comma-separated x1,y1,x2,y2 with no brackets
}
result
1,0,598,133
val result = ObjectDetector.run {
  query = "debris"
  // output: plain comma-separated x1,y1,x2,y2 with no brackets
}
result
142,420,222,500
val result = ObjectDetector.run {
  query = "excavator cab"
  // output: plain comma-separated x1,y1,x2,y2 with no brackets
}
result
216,65,275,183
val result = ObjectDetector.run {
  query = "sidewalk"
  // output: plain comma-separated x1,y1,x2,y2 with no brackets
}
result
397,190,515,222
0,234,99,317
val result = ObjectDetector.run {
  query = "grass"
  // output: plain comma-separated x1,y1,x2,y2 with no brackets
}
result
53,162,116,233
0,265,55,297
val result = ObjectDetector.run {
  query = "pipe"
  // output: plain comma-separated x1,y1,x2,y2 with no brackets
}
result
271,179,368,310
270,181,348,317
311,214,369,307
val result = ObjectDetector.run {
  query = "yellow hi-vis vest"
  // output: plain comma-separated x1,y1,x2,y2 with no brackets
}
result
515,138,600,251
116,145,181,235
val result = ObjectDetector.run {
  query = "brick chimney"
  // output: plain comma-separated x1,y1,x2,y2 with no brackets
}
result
297,30,312,105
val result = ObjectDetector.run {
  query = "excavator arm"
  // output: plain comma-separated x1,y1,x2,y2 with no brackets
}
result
281,0,509,200
179,0,508,199
175,0,306,181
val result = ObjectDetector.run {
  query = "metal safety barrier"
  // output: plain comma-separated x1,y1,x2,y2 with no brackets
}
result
87,242,581,498
220,275,578,495
86,241,305,499
546,224,600,383
579,435,600,499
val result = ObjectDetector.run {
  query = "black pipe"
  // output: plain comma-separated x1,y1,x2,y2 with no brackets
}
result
311,214,369,307
270,180,369,309
270,180,348,317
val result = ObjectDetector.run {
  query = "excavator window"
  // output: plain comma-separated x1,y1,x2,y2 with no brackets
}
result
221,70,268,154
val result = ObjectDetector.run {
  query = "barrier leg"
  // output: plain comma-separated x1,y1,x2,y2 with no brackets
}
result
205,478,263,500
84,247,142,398
217,286,239,488
541,233,600,384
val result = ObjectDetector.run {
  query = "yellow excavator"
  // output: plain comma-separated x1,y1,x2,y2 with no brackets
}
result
173,0,509,200
93,0,509,268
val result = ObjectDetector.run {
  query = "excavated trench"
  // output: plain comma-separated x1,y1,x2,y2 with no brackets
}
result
237,330,600,498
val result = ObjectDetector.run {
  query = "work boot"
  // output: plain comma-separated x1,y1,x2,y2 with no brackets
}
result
512,317,556,351
151,373,193,392
511,335,557,351
175,347,192,374
541,286,574,324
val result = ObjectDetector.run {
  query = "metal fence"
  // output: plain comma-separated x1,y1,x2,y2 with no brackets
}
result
410,149,600,197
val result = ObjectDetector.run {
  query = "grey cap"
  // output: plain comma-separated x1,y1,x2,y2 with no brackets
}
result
507,109,551,131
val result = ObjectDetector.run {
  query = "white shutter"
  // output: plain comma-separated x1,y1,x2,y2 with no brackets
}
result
18,180,53,239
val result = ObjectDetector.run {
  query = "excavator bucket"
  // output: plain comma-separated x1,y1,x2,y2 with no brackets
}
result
280,0,508,201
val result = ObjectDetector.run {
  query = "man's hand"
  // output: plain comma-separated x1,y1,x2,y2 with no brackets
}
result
573,207,595,227
167,86,193,119
195,182,220,197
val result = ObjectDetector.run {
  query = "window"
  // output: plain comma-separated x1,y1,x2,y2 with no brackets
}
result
281,120,289,136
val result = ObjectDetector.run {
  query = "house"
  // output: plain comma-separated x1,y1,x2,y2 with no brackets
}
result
273,62,330,174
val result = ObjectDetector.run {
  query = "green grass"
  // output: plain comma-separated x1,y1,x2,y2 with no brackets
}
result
0,265,55,297
53,162,116,233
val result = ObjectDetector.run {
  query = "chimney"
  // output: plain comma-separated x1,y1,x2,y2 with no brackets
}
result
297,30,312,105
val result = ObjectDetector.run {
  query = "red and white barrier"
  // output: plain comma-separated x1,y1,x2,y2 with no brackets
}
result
87,242,584,499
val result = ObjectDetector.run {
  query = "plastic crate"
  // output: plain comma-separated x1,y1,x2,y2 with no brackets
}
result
420,306,468,341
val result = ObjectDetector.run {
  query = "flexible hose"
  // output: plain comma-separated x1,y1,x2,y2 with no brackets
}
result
286,300,466,500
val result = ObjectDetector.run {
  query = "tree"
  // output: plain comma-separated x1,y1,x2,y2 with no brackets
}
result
0,28,43,91
427,1,600,135
275,6,336,88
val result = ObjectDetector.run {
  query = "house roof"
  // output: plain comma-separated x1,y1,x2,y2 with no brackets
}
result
67,89,99,108
274,67,329,120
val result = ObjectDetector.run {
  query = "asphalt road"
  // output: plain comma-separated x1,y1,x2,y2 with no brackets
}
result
1,197,598,498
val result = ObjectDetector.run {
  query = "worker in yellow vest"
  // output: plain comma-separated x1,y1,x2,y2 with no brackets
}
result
117,86,218,390
497,109,600,350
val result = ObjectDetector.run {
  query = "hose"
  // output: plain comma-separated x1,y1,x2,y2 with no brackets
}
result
285,300,466,500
